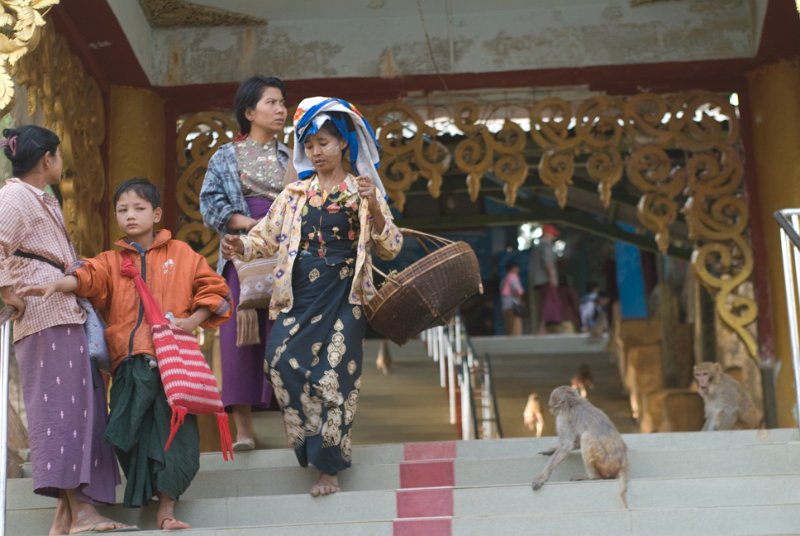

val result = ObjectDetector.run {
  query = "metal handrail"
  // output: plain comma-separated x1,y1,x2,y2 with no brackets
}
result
421,312,503,440
775,209,800,250
458,321,502,438
0,306,16,535
775,209,800,430
483,353,503,438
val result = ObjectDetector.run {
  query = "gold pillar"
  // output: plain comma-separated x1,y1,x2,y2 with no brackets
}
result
108,86,165,239
746,59,800,427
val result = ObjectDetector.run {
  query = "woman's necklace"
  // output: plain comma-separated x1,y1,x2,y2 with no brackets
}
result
318,173,346,195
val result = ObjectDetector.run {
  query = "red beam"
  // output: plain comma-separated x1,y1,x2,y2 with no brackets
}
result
738,85,776,363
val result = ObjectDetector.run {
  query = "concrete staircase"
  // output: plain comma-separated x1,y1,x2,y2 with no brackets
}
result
8,429,800,535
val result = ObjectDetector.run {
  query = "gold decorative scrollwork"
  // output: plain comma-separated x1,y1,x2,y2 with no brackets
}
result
179,90,755,360
683,143,754,355
627,145,684,252
175,111,237,268
623,93,672,145
366,101,451,212
453,101,528,204
15,23,106,256
0,0,58,113
669,91,739,152
537,148,573,208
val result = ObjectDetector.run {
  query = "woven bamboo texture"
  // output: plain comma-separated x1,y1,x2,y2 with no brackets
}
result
365,229,483,345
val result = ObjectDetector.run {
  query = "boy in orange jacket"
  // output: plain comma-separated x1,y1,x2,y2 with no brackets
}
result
23,177,232,531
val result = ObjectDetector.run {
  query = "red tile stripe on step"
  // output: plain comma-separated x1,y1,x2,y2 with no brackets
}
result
403,440,457,461
394,441,457,536
397,487,454,518
393,517,452,536
400,460,455,488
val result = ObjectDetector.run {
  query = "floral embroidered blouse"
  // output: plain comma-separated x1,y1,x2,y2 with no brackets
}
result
234,137,286,199
239,173,403,320
300,177,361,265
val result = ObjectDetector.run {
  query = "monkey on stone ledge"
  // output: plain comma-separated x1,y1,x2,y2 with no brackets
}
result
693,362,762,431
531,386,628,508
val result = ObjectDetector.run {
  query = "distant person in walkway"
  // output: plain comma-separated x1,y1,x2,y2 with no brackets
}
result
557,274,581,333
580,282,611,335
200,75,293,452
500,260,525,336
221,97,403,497
24,178,233,531
529,224,561,334
0,125,129,535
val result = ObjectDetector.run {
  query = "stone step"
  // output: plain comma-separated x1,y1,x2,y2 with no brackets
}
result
455,428,799,460
18,502,800,536
17,429,798,479
109,523,394,536
452,504,800,536
9,473,800,535
456,474,800,515
8,490,397,535
10,441,800,509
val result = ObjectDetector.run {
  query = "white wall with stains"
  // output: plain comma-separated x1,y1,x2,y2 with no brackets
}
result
107,0,767,86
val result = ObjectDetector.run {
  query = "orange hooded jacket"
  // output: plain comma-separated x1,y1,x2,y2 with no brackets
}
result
68,229,232,373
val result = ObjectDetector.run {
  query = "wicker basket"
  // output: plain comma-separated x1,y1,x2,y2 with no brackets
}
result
365,229,483,345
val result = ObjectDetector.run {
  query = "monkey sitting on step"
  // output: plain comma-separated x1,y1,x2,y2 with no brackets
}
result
532,386,628,508
693,362,762,431
570,363,594,398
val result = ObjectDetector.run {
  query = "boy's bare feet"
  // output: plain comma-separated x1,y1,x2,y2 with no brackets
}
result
159,517,191,531
310,473,340,497
156,492,190,531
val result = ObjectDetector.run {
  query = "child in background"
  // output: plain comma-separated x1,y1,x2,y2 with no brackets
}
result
23,178,233,531
580,282,610,335
500,260,525,336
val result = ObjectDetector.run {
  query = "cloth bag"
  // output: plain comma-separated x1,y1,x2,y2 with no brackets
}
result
76,297,111,373
232,256,277,346
120,251,233,460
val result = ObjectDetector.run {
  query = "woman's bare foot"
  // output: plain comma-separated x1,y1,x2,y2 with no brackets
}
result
231,405,255,447
66,491,136,534
310,473,340,497
156,492,190,531
49,493,71,536
68,518,136,534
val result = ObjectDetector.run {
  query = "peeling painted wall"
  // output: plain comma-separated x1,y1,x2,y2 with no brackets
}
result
108,0,765,86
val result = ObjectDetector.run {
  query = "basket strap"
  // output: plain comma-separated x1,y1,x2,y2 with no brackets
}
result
399,228,453,247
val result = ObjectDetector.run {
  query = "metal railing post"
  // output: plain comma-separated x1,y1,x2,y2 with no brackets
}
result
0,308,15,535
775,209,800,428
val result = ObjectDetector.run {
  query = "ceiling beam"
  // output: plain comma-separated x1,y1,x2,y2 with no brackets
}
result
397,195,693,260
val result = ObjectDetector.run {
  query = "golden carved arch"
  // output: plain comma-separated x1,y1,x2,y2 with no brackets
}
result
175,112,238,267
0,0,59,112
176,90,755,358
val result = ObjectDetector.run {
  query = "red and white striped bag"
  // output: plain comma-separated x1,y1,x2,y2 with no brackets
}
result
121,252,233,460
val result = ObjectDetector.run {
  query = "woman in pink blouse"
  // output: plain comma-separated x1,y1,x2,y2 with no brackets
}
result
0,125,129,534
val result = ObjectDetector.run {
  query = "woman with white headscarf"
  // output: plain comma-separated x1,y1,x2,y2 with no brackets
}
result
221,97,402,496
